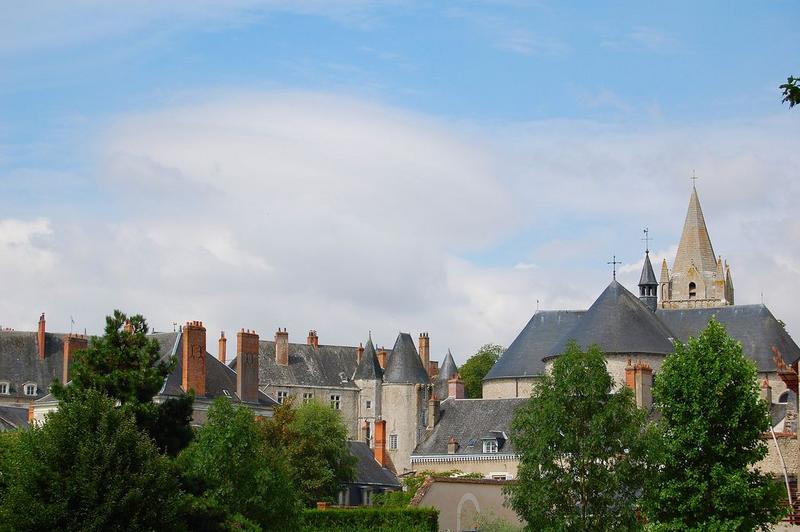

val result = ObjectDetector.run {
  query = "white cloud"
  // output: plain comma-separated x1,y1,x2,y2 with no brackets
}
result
3,92,800,363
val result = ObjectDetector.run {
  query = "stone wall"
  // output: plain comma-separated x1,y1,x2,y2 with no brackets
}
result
410,456,520,479
382,382,426,474
263,384,359,438
482,377,539,399
755,435,799,478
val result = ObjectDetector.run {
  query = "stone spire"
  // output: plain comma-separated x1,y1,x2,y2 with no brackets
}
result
672,186,717,276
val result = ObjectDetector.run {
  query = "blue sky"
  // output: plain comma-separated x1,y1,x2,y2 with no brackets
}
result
1,1,798,360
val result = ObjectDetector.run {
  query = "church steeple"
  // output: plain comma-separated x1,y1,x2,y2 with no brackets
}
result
638,250,658,312
660,183,734,309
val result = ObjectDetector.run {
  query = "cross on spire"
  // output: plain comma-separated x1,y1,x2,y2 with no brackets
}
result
642,227,652,253
691,169,699,188
607,254,622,280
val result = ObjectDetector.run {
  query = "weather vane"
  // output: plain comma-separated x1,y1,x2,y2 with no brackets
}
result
642,227,652,253
607,255,622,280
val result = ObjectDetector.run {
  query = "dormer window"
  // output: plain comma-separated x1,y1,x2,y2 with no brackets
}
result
23,383,37,396
0,382,8,395
483,440,498,453
688,282,697,299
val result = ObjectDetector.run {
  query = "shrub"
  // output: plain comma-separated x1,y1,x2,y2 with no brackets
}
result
301,507,438,531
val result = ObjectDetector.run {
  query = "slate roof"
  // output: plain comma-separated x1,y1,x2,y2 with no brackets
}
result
549,281,675,358
413,398,527,456
438,350,458,383
353,339,383,381
657,304,800,371
0,405,29,431
639,252,657,286
0,330,67,400
483,310,584,381
383,333,429,384
160,334,275,406
346,441,401,488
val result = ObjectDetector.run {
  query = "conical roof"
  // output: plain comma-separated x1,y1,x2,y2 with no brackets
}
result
353,338,382,380
639,251,657,286
438,349,458,382
383,333,429,384
549,280,675,357
673,187,717,275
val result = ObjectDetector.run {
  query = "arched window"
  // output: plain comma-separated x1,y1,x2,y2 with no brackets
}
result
779,391,790,404
688,282,697,299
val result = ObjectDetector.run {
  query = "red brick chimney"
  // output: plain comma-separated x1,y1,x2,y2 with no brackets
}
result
37,313,46,360
624,359,653,410
182,321,207,396
374,419,387,466
448,373,465,399
307,330,319,348
275,328,289,366
357,342,364,364
218,331,227,364
62,334,88,384
377,347,387,370
237,329,260,403
428,360,439,379
419,332,430,373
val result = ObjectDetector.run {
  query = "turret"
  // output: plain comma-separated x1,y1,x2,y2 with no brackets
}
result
638,251,658,312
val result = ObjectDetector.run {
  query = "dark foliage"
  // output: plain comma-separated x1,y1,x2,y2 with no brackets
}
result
301,507,439,531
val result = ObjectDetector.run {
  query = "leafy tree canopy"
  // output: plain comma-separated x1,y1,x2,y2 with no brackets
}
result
178,397,301,530
780,75,800,108
53,309,193,455
261,397,356,506
459,344,503,398
0,390,182,531
507,342,653,531
644,318,786,530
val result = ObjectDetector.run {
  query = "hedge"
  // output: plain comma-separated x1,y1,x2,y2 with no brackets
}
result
301,507,438,531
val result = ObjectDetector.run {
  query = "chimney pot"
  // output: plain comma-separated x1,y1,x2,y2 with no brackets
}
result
37,313,46,359
219,331,227,364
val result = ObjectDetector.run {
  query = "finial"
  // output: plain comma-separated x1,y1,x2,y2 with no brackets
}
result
607,254,622,280
691,169,699,188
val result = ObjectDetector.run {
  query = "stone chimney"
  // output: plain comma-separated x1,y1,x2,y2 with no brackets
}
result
123,319,134,334
428,360,439,379
761,377,772,405
377,347,387,369
427,394,440,430
447,436,458,455
182,321,207,396
237,329,260,403
218,331,227,364
419,332,430,373
374,419,387,466
448,374,465,399
275,328,289,366
307,330,319,348
357,342,364,364
624,359,653,410
37,313,46,359
62,334,88,384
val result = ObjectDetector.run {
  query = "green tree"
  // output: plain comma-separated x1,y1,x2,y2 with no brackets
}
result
374,469,482,508
178,397,301,530
261,397,356,506
507,342,653,531
643,318,786,530
53,310,193,455
459,344,504,398
0,390,182,531
780,75,799,108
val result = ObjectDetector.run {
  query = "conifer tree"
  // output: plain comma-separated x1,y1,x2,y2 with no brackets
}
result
644,318,786,530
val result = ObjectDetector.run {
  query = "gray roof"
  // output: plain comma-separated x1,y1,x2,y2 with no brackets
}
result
161,333,275,406
639,252,657,286
438,350,458,382
413,398,527,456
484,311,584,381
0,330,67,400
230,339,373,390
346,441,401,488
657,304,800,372
549,281,675,357
0,405,29,431
353,339,383,381
383,333,429,384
